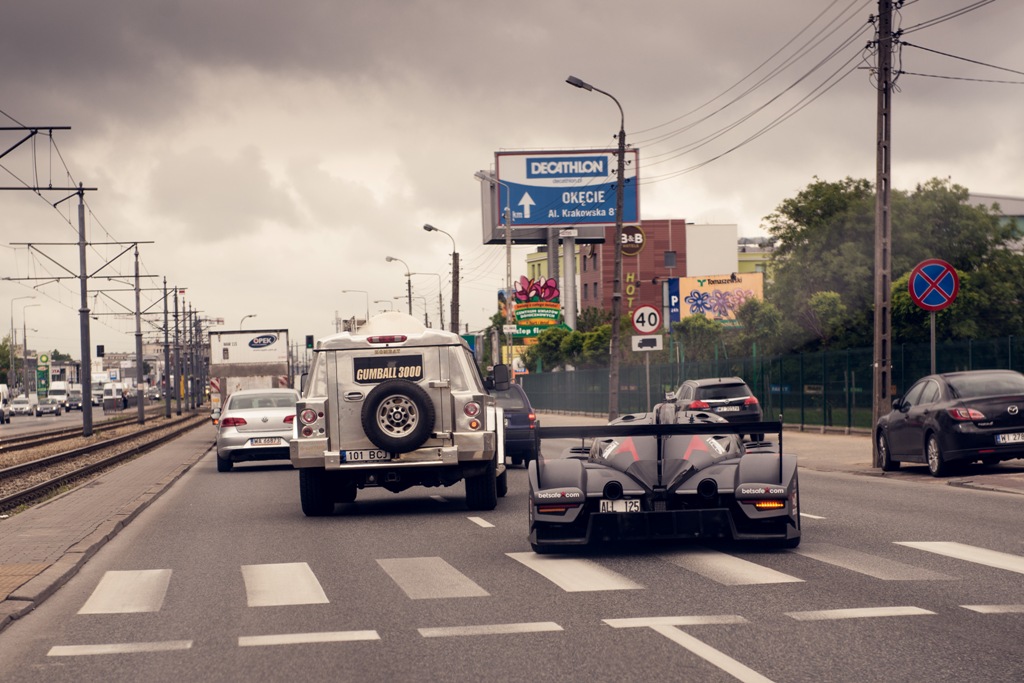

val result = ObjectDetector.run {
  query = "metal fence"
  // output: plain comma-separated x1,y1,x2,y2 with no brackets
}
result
521,336,1024,431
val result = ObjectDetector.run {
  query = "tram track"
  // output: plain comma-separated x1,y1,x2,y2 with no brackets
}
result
0,411,209,515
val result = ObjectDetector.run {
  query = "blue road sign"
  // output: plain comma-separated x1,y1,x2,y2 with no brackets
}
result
496,150,639,227
909,259,959,312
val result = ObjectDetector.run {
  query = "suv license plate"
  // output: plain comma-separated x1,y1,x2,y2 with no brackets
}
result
716,406,740,412
342,449,389,462
251,437,282,446
600,499,641,513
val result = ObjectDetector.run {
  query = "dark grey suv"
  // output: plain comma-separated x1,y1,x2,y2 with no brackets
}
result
670,376,764,441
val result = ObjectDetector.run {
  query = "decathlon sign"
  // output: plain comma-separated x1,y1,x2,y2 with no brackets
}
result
495,149,639,227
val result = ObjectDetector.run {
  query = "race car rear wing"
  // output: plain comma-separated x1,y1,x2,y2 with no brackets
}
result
536,420,786,482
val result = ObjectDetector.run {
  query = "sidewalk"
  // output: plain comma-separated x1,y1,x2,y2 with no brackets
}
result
0,420,215,632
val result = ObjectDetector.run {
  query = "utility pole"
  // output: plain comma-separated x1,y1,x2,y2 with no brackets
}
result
872,0,894,468
134,244,145,424
163,278,171,418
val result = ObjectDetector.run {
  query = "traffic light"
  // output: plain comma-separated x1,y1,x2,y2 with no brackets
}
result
96,345,105,357
305,335,314,349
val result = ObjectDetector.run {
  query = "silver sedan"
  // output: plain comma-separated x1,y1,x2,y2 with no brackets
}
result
215,388,299,472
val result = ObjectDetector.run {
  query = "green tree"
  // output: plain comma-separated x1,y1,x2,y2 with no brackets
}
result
727,298,785,357
580,325,611,366
576,307,613,332
670,314,725,362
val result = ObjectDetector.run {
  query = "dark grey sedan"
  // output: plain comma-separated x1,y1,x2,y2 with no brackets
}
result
875,369,1024,476
35,397,63,417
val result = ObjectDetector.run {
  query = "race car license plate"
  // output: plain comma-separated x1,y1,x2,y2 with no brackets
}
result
995,432,1024,444
341,449,389,462
716,406,740,412
600,499,641,513
251,437,281,446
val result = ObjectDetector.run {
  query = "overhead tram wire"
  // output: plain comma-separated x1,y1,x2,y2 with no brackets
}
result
633,0,873,149
898,42,1024,79
899,0,996,34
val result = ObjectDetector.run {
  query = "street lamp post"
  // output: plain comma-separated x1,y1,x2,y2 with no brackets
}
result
410,272,444,330
422,224,460,334
21,303,41,395
9,295,34,391
374,299,395,312
385,256,412,315
340,289,370,322
567,74,627,421
472,172,516,367
239,313,257,329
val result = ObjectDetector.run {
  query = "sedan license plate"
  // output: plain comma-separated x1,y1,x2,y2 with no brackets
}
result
716,406,740,412
251,437,282,446
341,449,389,462
995,432,1024,444
600,499,641,513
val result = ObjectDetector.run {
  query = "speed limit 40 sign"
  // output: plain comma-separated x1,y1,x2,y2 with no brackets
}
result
631,305,661,334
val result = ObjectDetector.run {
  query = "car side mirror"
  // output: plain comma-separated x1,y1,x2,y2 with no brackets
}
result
892,398,903,411
492,364,511,392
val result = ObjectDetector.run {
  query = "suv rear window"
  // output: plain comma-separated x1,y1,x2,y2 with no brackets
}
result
696,384,751,400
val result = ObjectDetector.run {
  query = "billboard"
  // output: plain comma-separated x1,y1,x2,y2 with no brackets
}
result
665,273,765,328
210,330,290,366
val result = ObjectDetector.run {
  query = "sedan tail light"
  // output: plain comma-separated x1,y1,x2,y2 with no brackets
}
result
948,407,986,421
284,415,295,424
220,417,247,427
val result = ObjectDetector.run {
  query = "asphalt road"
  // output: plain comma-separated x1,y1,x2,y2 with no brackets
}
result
0,427,1022,682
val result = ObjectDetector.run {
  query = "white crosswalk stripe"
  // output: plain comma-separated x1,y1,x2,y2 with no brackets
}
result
241,562,329,607
896,542,1024,575
795,542,953,580
507,552,643,592
377,557,489,599
658,548,803,585
78,569,172,614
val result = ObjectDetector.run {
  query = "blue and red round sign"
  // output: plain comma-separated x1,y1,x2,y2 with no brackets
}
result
908,259,959,312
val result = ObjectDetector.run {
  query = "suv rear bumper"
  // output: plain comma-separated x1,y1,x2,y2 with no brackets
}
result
291,431,496,469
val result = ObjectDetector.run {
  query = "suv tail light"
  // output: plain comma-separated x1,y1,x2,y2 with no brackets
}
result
687,400,711,410
367,335,407,344
744,396,760,406
300,408,319,425
221,417,247,427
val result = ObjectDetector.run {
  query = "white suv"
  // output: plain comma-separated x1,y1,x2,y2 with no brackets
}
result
290,313,509,516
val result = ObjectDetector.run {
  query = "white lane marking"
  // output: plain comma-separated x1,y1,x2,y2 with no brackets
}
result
507,552,643,592
48,641,192,656
962,604,1024,614
795,542,952,580
419,622,563,638
377,557,489,599
800,512,826,519
78,569,172,614
604,615,747,628
660,548,803,585
896,542,1024,575
468,516,494,528
649,625,774,683
241,563,329,607
787,606,934,621
239,631,379,647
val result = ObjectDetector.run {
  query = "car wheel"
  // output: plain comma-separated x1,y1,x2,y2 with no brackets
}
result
496,468,508,498
299,468,335,516
360,380,435,453
465,456,498,511
335,476,357,504
216,455,233,472
878,431,899,471
926,434,947,477
510,454,523,468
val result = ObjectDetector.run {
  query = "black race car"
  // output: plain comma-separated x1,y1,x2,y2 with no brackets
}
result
527,402,800,553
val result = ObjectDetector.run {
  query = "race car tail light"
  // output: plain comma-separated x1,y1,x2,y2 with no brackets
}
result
536,504,579,515
687,400,711,410
300,408,319,425
367,335,408,344
752,500,786,510
220,417,247,427
947,407,986,421
464,402,481,417
744,396,760,406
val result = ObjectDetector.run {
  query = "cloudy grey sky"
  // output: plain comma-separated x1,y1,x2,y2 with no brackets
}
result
2,0,1021,358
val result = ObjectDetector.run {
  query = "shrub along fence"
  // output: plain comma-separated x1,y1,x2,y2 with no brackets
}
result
521,336,1024,431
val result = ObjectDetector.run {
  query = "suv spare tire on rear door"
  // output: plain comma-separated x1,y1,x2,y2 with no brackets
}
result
360,379,436,453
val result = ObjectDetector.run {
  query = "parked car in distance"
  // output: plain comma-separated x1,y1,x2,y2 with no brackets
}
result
215,388,299,472
669,377,764,441
10,396,34,417
36,396,63,417
490,382,539,466
875,369,1024,477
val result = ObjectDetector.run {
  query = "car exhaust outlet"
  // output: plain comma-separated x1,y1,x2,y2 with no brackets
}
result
697,478,718,499
603,481,624,500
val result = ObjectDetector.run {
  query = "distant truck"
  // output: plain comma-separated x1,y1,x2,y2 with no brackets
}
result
48,381,70,409
209,329,291,407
